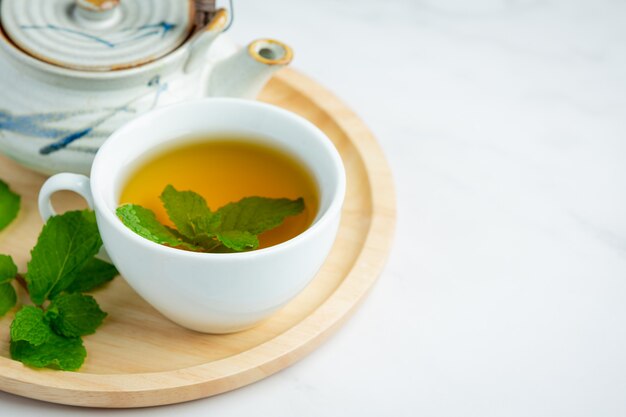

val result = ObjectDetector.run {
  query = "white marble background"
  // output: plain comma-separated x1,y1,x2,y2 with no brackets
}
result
4,0,626,415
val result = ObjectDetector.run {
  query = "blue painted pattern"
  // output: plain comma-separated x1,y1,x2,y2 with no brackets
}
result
0,76,168,155
20,21,177,48
0,109,112,139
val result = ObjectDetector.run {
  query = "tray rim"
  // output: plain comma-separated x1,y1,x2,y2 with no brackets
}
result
0,68,397,407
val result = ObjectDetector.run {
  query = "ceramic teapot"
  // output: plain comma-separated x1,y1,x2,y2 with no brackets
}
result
0,0,294,175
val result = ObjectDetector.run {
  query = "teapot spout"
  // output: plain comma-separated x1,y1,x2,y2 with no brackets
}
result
204,39,293,99
184,8,229,74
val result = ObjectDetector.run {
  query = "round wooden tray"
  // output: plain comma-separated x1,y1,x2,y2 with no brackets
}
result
0,69,396,408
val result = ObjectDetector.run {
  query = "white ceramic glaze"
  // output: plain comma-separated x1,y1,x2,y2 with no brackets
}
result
206,39,294,98
1,0,193,71
0,2,294,175
38,99,346,334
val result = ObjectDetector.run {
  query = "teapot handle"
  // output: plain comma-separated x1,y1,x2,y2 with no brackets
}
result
184,8,230,74
194,0,234,31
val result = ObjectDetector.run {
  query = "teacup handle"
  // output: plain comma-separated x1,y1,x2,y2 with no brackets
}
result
39,173,94,220
38,173,111,262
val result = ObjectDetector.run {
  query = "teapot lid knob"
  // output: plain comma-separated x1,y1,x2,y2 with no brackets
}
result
75,0,121,25
76,0,120,11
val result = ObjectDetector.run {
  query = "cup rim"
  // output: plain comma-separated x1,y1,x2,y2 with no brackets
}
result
90,98,346,260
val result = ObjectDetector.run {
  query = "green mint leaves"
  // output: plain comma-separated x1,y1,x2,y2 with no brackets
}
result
10,306,52,346
116,204,202,251
0,281,17,317
11,330,86,371
217,197,304,235
0,185,18,316
64,258,119,294
46,293,107,337
9,307,85,370
117,185,305,253
0,180,20,231
0,255,17,284
161,185,220,243
0,203,118,371
214,230,258,252
26,210,102,305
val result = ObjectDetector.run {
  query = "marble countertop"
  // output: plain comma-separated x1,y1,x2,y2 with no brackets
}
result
4,0,626,415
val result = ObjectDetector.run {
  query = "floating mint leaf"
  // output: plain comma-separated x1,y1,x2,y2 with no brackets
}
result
0,254,17,284
64,258,118,293
116,204,202,251
215,230,259,252
160,185,221,244
46,293,107,337
0,179,20,231
212,197,303,252
0,283,16,317
216,197,304,235
26,211,102,305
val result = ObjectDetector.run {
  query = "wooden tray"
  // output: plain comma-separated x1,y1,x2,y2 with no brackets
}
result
0,69,396,408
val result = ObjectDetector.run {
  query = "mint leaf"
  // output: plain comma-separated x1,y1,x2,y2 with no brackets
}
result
0,254,17,284
26,210,103,305
116,204,201,251
11,333,86,371
216,197,304,235
0,283,16,316
0,179,20,231
214,197,303,252
46,293,107,337
216,230,259,252
10,306,53,346
160,185,220,243
10,305,87,371
65,258,118,293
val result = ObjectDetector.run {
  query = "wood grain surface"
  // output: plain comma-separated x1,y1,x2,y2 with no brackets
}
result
0,68,396,408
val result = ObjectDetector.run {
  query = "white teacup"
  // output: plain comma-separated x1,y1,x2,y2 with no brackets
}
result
38,99,346,333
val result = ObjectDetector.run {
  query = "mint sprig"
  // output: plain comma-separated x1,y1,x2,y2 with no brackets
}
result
117,185,305,253
0,205,118,371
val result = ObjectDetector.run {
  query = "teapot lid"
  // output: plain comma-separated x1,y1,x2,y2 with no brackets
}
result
1,0,194,71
